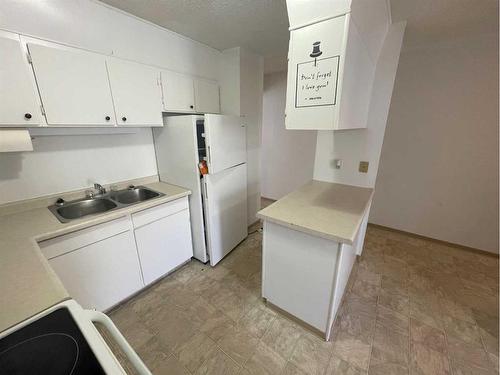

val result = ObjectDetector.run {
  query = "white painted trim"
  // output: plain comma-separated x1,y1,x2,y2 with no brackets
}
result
325,242,342,341
29,127,141,137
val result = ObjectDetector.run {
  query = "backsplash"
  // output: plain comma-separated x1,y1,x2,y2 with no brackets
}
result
0,128,157,205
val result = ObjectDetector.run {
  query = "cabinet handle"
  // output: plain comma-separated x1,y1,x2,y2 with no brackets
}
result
24,113,32,120
105,116,111,121
189,105,194,109
122,117,127,122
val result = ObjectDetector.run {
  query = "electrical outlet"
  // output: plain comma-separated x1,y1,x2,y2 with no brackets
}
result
359,161,369,173
332,159,342,169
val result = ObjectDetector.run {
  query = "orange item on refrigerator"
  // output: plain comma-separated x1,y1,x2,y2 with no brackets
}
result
199,160,208,175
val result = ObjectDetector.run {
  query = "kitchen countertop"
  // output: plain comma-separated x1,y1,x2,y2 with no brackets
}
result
0,181,190,333
257,180,373,244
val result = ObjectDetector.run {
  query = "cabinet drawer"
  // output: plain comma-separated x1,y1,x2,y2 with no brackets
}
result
39,216,130,259
132,197,188,228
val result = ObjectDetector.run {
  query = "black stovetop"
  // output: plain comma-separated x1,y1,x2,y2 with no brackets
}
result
0,307,106,374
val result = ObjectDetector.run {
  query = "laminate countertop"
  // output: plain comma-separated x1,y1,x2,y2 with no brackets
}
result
257,180,373,244
0,181,190,334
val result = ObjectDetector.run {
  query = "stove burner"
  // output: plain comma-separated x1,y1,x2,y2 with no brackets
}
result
0,308,105,374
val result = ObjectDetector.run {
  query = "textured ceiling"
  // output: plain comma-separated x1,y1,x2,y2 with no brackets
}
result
391,0,498,49
99,0,289,57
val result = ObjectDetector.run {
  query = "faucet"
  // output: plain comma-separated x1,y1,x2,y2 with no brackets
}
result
93,183,106,196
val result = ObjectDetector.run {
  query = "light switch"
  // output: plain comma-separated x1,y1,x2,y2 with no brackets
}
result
359,161,369,173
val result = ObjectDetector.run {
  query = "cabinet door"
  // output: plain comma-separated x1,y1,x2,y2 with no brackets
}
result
49,231,143,311
285,15,348,130
0,32,40,126
161,71,195,113
107,58,163,126
27,42,116,126
194,79,220,114
134,209,193,285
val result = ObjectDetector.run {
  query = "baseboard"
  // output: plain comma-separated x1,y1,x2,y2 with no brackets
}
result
368,223,499,258
261,196,277,202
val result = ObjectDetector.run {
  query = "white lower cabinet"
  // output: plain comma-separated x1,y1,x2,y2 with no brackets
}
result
134,208,193,285
41,227,143,311
39,197,193,311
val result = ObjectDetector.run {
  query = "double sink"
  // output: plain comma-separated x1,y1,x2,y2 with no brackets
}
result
49,186,165,223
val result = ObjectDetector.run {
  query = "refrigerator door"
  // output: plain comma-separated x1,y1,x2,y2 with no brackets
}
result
205,114,246,174
203,163,248,266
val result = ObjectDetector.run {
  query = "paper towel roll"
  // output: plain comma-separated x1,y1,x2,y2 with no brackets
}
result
0,130,33,152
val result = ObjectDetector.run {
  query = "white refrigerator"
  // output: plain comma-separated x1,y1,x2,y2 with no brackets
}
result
153,114,248,266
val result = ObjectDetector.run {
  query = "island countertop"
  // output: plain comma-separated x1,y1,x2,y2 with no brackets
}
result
0,180,190,334
257,180,373,244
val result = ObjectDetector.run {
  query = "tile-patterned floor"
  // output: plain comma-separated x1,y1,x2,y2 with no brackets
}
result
108,224,499,375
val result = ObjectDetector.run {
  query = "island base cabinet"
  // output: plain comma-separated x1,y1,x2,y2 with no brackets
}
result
134,209,193,285
262,220,358,340
48,231,143,312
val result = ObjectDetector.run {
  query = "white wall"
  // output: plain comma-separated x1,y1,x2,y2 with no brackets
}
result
219,48,241,116
0,129,157,204
370,34,499,253
261,71,316,200
313,22,406,188
0,0,221,79
240,48,264,224
218,47,264,225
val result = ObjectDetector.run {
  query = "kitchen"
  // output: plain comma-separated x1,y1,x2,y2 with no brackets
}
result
0,1,498,374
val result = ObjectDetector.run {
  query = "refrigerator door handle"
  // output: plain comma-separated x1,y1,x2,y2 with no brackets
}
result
203,177,208,201
207,146,212,169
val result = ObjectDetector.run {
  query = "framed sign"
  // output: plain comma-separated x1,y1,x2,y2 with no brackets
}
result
295,55,340,108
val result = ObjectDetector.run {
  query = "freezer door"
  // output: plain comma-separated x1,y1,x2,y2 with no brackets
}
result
205,114,246,174
203,163,248,266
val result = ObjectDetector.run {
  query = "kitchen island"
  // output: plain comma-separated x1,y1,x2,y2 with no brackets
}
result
257,180,373,341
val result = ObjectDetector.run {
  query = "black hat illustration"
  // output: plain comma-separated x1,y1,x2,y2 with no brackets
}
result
310,41,322,66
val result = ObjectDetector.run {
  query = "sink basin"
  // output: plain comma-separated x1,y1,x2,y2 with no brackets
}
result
110,187,161,204
49,186,165,223
54,198,117,222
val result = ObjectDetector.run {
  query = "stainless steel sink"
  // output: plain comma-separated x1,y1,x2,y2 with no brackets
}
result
50,198,117,223
110,187,161,204
48,186,165,223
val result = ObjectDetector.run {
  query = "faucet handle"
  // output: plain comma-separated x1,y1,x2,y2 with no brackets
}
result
93,183,106,194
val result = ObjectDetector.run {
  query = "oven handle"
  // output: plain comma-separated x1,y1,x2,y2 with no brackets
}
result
85,310,152,375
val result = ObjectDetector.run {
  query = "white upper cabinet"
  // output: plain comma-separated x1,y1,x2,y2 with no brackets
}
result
285,0,388,130
27,42,116,126
194,79,220,114
161,70,195,113
0,32,222,127
285,15,349,130
106,58,163,126
0,32,41,126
